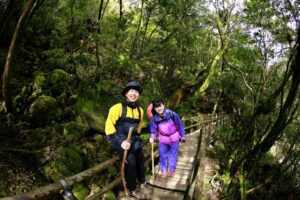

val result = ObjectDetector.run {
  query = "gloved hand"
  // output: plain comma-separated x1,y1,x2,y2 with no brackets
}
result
149,136,155,144
181,137,186,143
121,141,131,150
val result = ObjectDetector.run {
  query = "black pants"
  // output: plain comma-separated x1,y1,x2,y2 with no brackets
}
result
119,148,146,191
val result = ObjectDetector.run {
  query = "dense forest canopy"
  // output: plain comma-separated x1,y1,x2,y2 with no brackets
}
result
0,0,300,199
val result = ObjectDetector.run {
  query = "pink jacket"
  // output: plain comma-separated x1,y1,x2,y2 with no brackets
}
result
149,109,185,145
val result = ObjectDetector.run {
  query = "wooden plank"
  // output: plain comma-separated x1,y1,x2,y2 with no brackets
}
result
151,166,191,178
178,152,197,159
148,187,185,200
179,146,198,152
146,175,189,192
153,168,191,179
177,155,195,163
178,147,197,155
185,135,199,139
176,161,193,170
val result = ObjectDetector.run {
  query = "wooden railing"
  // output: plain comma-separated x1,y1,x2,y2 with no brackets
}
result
187,113,231,200
0,113,229,200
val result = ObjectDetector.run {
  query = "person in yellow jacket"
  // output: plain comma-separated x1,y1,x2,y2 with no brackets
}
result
105,81,150,199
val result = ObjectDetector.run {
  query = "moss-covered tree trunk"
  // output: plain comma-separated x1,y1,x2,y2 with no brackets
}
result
195,18,229,96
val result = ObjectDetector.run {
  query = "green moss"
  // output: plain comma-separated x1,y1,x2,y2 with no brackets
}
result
75,89,111,132
43,164,61,181
103,190,117,200
44,147,84,181
81,141,97,157
107,165,118,177
72,183,89,200
57,147,83,174
33,73,47,94
29,95,57,126
50,69,72,84
63,121,85,141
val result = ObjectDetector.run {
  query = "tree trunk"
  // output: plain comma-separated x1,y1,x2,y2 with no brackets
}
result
95,0,104,68
130,0,144,59
169,76,203,109
195,18,229,96
2,0,37,113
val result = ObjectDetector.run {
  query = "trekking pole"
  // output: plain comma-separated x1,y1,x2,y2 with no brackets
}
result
121,126,134,196
151,142,154,176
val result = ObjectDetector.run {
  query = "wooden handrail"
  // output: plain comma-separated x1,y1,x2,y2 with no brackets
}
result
1,156,119,200
1,113,229,200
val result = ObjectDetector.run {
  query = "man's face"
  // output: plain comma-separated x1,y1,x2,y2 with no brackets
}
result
125,89,140,102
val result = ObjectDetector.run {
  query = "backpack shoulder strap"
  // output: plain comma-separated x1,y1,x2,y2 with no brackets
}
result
154,115,158,126
137,106,141,122
119,102,141,123
170,110,175,122
121,102,127,120
115,102,127,126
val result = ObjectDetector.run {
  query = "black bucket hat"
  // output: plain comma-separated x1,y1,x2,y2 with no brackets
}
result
122,81,143,96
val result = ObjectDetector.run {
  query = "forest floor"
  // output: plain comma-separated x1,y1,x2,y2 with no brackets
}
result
202,156,222,200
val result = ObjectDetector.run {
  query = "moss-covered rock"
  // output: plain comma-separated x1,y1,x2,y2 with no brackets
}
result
72,183,89,200
103,190,117,200
81,141,97,157
33,73,47,94
63,121,85,141
43,146,84,181
50,69,72,84
89,183,101,195
75,91,110,132
43,164,61,181
29,95,57,126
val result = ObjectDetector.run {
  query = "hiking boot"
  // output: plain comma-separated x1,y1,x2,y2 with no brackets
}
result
140,182,152,195
141,183,151,191
130,190,146,199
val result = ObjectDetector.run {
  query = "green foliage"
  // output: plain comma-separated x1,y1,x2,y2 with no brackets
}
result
139,132,150,141
42,49,70,71
211,125,241,171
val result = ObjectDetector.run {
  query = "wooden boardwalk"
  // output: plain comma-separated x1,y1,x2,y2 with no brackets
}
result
1,114,226,200
144,130,201,200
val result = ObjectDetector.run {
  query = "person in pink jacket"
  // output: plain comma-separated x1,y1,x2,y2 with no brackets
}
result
149,98,185,177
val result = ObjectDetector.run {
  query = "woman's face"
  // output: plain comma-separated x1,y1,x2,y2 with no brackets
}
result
154,103,165,115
